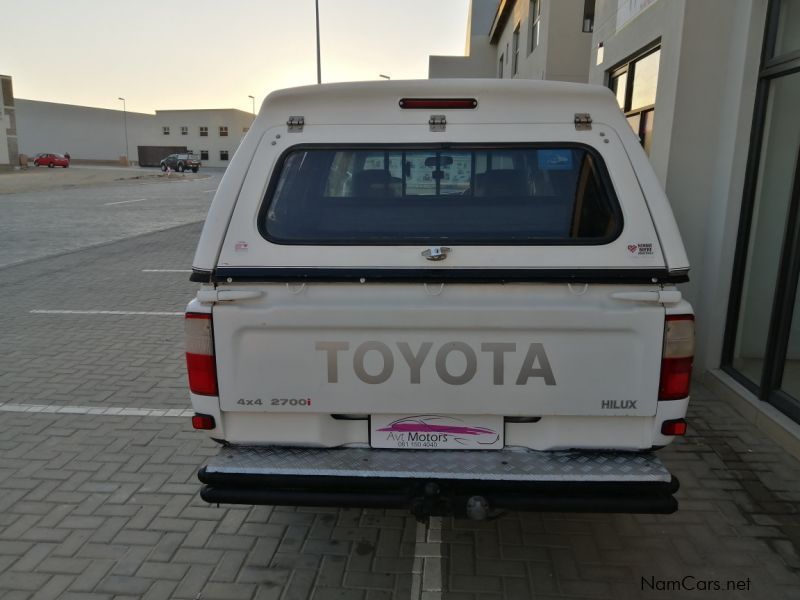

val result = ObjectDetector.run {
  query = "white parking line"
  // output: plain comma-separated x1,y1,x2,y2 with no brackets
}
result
30,309,183,316
104,198,149,206
202,189,217,193
0,402,193,418
412,518,443,600
142,269,192,273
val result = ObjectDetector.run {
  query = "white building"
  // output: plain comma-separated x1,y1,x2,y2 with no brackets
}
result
432,0,800,448
0,74,18,168
16,99,154,164
14,100,253,169
430,0,594,82
429,0,498,78
154,109,253,169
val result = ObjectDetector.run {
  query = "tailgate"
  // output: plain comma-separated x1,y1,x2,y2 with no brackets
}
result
213,284,664,417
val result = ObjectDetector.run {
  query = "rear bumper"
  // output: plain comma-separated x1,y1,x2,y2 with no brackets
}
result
198,446,680,516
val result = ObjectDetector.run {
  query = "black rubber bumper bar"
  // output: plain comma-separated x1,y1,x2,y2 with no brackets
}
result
198,468,680,516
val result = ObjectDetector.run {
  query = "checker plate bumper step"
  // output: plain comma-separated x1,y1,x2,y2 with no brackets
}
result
198,446,680,516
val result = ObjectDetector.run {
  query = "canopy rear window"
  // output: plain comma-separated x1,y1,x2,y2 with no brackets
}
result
261,145,622,245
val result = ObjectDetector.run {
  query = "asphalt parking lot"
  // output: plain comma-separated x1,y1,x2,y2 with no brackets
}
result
1,172,800,599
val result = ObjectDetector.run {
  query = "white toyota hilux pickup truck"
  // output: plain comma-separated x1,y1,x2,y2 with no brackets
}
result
186,79,693,519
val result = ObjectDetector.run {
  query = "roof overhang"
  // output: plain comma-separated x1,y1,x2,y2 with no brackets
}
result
488,0,513,45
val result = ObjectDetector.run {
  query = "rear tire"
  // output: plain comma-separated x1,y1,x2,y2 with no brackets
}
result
192,167,198,173
177,163,185,173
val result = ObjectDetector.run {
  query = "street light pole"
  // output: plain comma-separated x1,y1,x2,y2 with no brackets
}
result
248,95,255,120
315,0,321,84
118,97,129,165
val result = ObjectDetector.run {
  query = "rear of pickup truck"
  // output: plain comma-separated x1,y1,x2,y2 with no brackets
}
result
186,80,693,518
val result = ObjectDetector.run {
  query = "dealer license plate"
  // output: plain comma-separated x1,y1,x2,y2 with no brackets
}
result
370,414,504,450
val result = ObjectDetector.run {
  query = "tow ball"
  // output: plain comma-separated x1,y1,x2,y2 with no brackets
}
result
465,496,490,521
410,482,492,521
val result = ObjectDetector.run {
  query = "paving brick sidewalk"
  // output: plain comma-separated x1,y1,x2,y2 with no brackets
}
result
437,383,800,599
0,412,417,600
0,224,201,410
0,223,418,599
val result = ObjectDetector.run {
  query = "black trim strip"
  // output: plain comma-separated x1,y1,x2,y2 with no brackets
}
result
209,267,689,285
191,268,213,283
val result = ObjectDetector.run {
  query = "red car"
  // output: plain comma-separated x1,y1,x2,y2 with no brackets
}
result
34,153,70,168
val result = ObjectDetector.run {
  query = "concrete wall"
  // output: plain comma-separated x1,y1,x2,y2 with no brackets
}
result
589,0,685,184
545,0,593,82
494,0,546,79
16,100,154,163
494,0,591,82
0,74,18,167
589,0,768,372
429,41,498,78
154,109,253,169
430,0,499,78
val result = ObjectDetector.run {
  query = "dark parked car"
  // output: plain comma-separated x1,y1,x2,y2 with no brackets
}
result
34,153,70,168
160,153,200,173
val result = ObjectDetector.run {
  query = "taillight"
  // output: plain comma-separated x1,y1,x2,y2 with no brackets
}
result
661,418,687,436
659,315,694,400
185,313,218,396
192,413,216,430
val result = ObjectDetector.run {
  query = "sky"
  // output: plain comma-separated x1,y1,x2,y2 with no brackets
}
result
0,0,470,115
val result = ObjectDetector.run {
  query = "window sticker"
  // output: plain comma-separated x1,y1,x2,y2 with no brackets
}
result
627,242,655,258
537,149,573,170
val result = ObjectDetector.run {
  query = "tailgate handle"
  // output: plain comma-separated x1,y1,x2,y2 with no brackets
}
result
611,290,682,304
197,289,264,303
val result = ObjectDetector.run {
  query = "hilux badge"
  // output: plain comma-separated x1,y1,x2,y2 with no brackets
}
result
601,400,638,409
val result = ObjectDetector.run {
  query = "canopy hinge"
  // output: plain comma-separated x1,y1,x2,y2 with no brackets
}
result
574,113,592,131
287,116,305,132
429,115,447,132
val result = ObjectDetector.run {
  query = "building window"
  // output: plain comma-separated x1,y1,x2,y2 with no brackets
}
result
608,44,660,155
512,24,520,76
583,0,595,32
180,126,188,135
498,54,504,78
220,150,229,161
200,150,209,161
200,126,208,137
219,126,228,137
771,0,800,57
162,126,170,135
723,0,800,423
529,0,541,53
